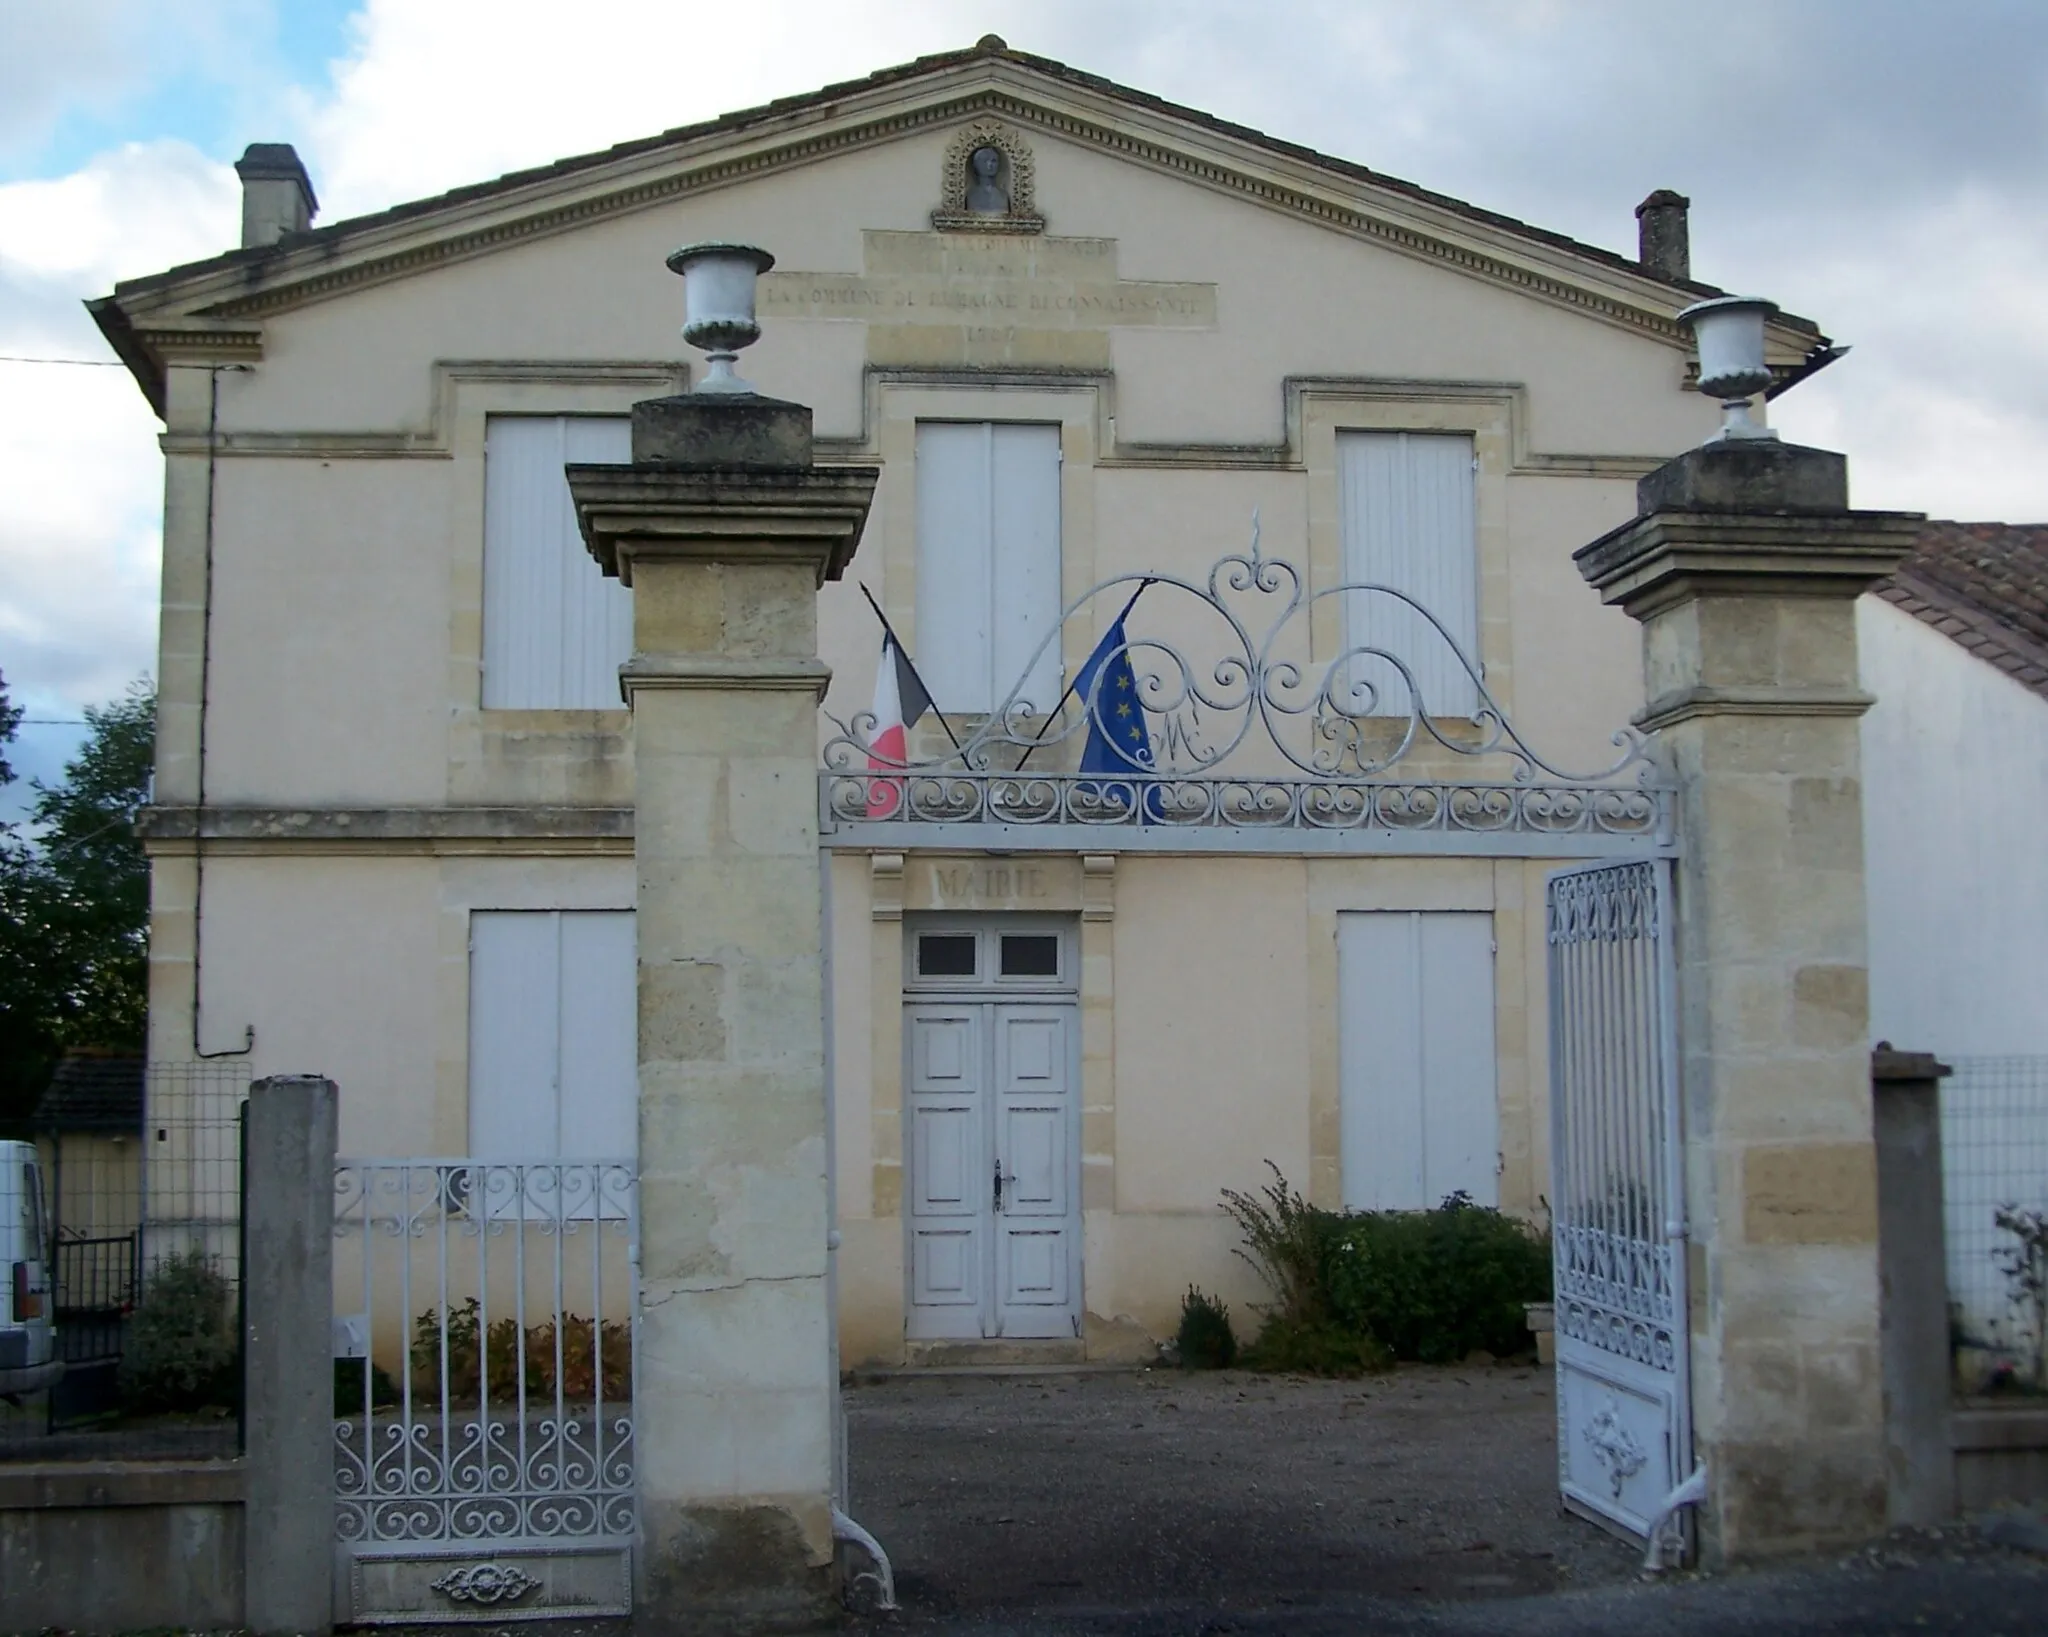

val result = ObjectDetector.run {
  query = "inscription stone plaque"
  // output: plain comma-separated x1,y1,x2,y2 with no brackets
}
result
758,231,1218,368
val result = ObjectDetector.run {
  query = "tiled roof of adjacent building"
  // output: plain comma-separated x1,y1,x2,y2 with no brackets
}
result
1876,521,2048,700
33,1052,145,1134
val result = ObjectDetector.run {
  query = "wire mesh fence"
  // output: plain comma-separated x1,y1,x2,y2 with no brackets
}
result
1,1060,250,1458
1943,1056,2048,1396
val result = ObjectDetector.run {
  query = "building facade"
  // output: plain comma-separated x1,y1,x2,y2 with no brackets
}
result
94,41,1839,1365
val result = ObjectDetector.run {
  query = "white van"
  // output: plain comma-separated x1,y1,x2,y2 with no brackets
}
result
0,1141,61,1396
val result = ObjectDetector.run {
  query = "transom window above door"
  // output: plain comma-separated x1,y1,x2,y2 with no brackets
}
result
906,917,1074,992
914,421,1063,716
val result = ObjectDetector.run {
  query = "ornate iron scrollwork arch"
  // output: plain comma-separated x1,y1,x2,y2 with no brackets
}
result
821,516,1675,854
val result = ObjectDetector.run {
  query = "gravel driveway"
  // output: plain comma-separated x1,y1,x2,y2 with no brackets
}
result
843,1363,1642,1620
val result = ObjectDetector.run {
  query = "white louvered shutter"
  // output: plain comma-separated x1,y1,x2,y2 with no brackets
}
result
1338,910,1499,1210
1337,431,1479,719
482,416,633,708
915,422,1061,714
468,910,636,1161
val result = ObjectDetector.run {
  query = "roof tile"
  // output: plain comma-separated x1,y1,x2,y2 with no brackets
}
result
1878,522,2048,700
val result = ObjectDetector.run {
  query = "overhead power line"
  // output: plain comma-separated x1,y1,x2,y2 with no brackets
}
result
0,355,123,367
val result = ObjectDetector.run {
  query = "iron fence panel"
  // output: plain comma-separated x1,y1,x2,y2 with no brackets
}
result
332,1157,637,1625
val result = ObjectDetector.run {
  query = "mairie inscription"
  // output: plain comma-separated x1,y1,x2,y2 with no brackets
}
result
759,231,1216,368
907,855,1082,911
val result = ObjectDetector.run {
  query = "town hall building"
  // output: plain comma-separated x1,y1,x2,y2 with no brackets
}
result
94,39,1838,1368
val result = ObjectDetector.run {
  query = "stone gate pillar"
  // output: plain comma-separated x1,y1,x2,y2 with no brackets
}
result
570,392,876,1629
1575,441,1921,1561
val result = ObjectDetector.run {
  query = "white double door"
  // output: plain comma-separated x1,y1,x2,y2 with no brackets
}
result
904,924,1080,1340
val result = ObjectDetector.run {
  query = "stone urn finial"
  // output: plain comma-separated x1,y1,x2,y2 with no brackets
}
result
1679,295,1780,442
665,242,776,394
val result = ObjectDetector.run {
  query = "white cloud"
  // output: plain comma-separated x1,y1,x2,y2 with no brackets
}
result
300,0,1002,221
5,0,2048,732
0,0,153,155
0,0,280,160
0,140,237,716
0,138,239,288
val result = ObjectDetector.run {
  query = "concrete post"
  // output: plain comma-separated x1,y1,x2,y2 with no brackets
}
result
1576,441,1923,1561
570,394,876,1631
242,1073,338,1636
1872,1046,1956,1527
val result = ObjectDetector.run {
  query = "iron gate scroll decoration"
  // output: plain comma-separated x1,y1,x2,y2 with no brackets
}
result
822,519,1676,854
332,1159,637,1624
1546,861,1693,1555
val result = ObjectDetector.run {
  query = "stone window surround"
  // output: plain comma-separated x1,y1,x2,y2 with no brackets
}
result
428,855,635,1156
442,365,682,807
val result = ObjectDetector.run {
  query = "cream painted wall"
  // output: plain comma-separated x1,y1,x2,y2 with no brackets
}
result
1112,856,1312,1213
1859,597,2048,1055
204,460,453,803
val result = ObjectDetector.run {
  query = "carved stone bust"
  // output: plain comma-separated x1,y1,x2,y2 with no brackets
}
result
966,146,1008,215
932,122,1044,233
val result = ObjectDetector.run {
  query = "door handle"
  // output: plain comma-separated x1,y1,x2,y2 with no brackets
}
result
993,1161,1004,1213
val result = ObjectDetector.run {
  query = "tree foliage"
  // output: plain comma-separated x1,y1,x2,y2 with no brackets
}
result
0,674,155,1131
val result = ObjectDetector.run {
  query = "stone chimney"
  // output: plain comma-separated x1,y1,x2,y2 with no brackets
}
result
234,143,318,248
1635,188,1690,282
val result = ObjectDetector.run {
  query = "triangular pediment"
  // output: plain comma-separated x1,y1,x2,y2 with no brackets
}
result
93,39,1828,411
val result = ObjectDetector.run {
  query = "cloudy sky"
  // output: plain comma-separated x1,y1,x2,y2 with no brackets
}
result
2,0,2044,798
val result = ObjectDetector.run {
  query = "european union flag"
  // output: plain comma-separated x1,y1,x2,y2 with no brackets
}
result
1075,610,1163,819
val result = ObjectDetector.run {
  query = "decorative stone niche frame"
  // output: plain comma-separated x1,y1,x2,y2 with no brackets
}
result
931,121,1045,234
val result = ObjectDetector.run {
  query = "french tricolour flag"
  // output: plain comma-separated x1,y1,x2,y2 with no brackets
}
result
867,632,934,818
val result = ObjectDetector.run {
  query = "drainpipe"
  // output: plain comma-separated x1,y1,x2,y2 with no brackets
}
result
820,858,897,1610
191,365,254,1061
1641,1464,1708,1572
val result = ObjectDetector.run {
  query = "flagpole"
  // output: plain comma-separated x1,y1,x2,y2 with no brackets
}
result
858,582,962,755
1014,579,1152,773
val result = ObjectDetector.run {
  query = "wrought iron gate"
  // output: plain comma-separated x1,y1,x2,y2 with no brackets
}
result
333,1159,637,1624
1546,860,1692,1553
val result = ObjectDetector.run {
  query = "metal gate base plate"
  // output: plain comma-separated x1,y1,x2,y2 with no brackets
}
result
338,1541,631,1624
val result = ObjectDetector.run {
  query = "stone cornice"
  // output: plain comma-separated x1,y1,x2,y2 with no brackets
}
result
139,324,264,364
1577,509,1925,622
92,61,1827,407
140,804,633,856
568,464,880,586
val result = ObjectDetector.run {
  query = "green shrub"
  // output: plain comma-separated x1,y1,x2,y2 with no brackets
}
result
119,1250,236,1413
1240,1315,1390,1376
1176,1285,1238,1369
1218,1166,1552,1371
1325,1191,1552,1363
1221,1162,1344,1327
410,1299,632,1405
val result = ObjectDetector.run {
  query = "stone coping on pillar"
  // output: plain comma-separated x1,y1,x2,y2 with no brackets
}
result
1872,1046,1954,1084
1637,440,1851,517
630,392,812,469
568,463,879,587
1577,440,1924,622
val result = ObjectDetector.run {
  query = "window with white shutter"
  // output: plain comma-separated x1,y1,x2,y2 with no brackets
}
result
914,422,1062,715
1338,910,1499,1210
481,416,633,709
468,910,636,1162
1337,430,1479,718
